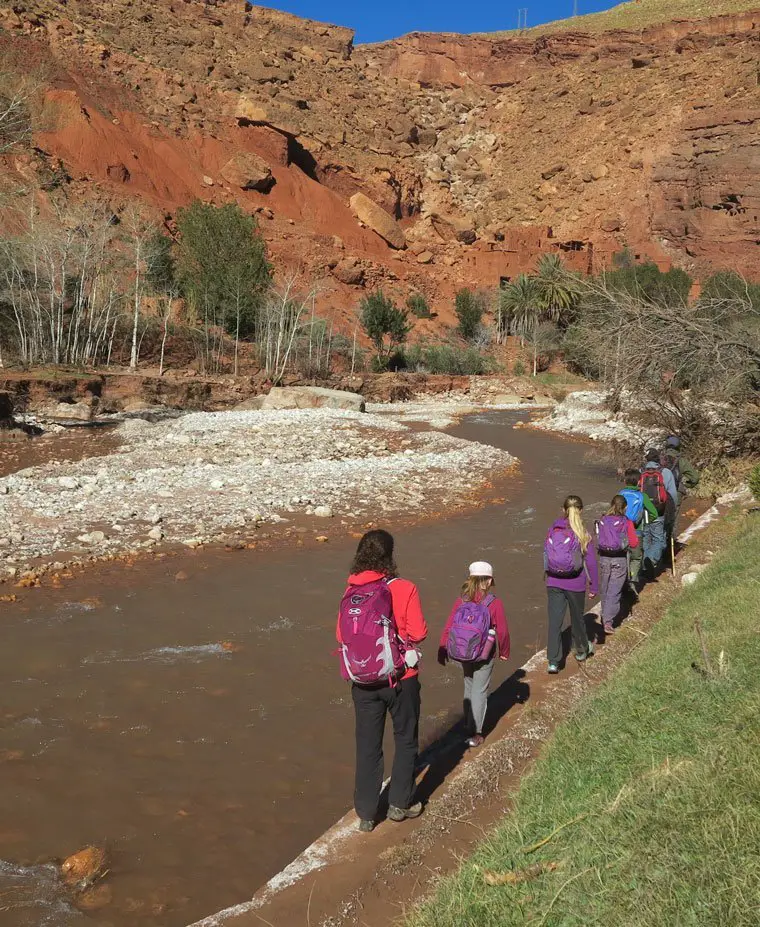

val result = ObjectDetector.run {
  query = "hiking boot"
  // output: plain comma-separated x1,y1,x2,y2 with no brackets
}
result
358,819,375,833
466,734,485,748
388,802,423,822
575,642,595,662
547,663,559,674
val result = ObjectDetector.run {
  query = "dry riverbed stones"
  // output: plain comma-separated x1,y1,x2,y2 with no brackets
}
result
0,407,515,577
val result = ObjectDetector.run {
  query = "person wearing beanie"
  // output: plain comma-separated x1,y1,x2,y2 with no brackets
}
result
438,561,510,748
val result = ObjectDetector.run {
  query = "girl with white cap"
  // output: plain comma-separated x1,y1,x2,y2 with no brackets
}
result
438,561,510,748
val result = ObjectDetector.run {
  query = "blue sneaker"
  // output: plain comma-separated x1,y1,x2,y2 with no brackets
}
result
548,663,559,674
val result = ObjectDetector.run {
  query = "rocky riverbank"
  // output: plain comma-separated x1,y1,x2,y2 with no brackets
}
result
0,406,516,583
535,389,661,446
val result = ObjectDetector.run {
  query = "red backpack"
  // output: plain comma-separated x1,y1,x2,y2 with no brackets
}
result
639,467,667,515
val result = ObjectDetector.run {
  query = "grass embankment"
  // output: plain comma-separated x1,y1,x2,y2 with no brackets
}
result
481,0,758,37
411,512,760,927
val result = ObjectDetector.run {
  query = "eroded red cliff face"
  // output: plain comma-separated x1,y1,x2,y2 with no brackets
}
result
0,1,758,330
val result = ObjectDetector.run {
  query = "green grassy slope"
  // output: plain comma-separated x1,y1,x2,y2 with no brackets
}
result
410,511,760,927
481,0,760,37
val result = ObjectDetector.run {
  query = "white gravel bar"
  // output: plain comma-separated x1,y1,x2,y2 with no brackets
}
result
0,407,516,577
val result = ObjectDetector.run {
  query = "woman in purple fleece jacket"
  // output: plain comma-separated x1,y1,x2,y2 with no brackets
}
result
544,495,599,674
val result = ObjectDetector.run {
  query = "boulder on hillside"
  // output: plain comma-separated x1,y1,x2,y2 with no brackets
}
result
235,95,270,124
349,193,407,250
333,257,365,286
430,213,477,245
220,152,275,193
261,386,366,413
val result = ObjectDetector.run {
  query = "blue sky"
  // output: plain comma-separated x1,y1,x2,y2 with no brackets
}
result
267,0,622,43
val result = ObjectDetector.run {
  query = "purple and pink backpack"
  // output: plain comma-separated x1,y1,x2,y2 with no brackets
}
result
338,578,406,686
595,515,630,556
544,525,584,578
446,595,495,663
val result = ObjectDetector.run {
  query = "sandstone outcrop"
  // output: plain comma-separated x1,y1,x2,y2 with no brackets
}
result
261,386,366,413
220,152,275,193
349,194,407,250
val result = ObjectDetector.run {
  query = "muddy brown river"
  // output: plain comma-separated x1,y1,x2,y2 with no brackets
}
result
0,411,623,926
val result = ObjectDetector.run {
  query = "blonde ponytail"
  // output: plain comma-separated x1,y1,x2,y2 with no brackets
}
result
461,576,493,602
564,495,591,553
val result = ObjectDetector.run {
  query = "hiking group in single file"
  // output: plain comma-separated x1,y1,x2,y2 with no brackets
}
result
335,435,700,833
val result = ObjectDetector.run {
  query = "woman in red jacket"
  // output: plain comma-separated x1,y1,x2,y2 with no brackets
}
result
438,561,510,748
337,529,427,833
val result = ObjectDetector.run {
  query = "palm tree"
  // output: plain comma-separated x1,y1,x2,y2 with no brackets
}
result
500,274,543,375
534,253,578,326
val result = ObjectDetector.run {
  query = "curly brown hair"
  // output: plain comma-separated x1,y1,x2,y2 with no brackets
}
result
350,529,398,577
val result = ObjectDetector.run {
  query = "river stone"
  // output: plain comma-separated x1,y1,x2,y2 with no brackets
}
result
78,531,106,545
314,505,333,518
261,386,366,413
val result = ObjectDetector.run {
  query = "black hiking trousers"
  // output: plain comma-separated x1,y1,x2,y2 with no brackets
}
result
547,587,589,666
351,676,421,822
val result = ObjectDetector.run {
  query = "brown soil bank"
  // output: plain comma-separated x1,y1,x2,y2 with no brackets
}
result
0,371,554,420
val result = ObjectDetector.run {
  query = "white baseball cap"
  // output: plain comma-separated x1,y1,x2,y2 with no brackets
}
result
469,561,494,578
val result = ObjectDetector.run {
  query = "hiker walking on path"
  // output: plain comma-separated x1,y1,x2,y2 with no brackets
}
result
438,561,510,749
544,495,598,674
640,450,678,572
596,495,639,634
662,435,701,538
620,468,659,589
337,529,427,833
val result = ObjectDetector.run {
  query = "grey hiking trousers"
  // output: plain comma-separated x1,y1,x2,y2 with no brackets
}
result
599,555,628,624
462,657,495,735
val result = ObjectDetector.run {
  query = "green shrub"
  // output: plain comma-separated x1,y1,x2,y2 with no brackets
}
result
513,359,526,376
407,293,432,319
455,288,485,340
749,464,760,502
175,201,271,339
405,342,495,376
359,291,411,369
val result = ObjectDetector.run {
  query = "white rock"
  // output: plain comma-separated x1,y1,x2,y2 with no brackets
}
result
314,505,333,518
681,572,700,587
59,477,80,491
78,531,106,545
148,527,164,542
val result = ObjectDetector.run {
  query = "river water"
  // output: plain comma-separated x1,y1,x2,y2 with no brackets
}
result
0,411,622,926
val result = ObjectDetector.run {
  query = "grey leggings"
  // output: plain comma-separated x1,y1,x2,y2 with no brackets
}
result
462,657,495,735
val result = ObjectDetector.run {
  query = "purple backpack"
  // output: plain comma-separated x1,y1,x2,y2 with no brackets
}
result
446,595,495,663
338,578,405,686
595,515,630,555
544,525,584,577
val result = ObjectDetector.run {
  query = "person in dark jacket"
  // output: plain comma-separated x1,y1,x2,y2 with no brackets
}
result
544,495,598,674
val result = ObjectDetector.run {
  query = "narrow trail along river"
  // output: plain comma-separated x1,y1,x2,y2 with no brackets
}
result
0,411,621,926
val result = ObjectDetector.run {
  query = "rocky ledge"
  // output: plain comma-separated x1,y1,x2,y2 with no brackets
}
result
0,407,515,581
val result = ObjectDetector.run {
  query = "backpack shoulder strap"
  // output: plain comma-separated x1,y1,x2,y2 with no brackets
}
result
482,593,495,608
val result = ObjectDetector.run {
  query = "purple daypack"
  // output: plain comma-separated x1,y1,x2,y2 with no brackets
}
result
544,525,584,577
338,578,405,686
446,595,495,663
595,515,630,555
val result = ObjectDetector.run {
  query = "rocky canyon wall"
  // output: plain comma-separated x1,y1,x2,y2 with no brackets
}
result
0,0,758,330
